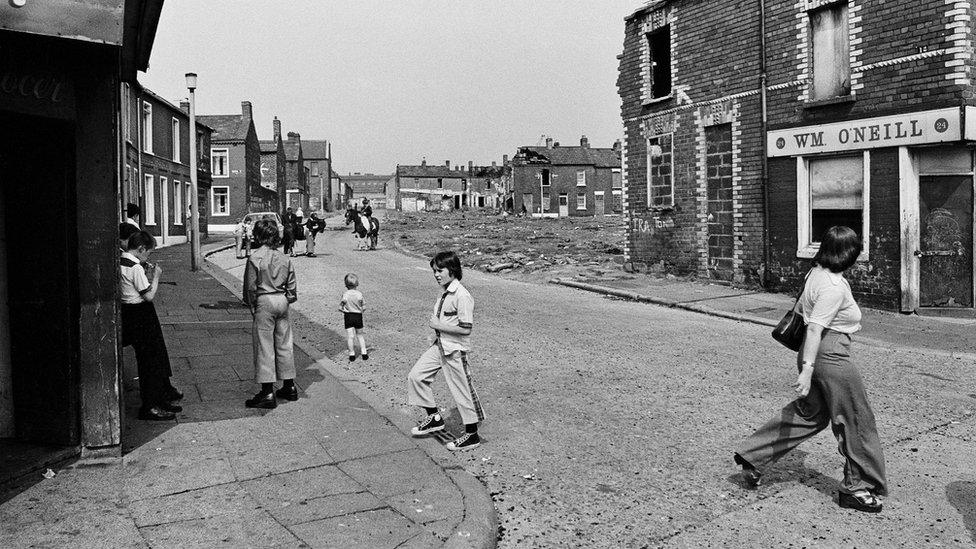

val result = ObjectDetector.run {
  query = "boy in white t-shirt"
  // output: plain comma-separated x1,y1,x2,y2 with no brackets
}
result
340,273,368,361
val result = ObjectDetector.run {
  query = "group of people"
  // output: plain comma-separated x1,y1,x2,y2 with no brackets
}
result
240,217,483,451
116,208,887,500
282,207,327,258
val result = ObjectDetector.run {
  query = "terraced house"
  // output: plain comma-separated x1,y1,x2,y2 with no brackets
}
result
619,0,976,313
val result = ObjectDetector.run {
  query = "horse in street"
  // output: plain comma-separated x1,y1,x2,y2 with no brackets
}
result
345,207,379,250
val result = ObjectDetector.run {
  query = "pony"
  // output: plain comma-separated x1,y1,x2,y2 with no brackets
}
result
345,207,379,250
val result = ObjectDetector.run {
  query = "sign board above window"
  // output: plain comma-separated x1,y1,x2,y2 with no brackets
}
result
768,107,964,157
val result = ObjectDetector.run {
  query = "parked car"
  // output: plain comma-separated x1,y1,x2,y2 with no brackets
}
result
234,212,283,257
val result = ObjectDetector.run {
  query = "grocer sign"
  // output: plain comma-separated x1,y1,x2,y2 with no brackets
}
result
768,107,962,157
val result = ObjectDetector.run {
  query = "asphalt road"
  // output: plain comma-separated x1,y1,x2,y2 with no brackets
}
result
210,228,976,548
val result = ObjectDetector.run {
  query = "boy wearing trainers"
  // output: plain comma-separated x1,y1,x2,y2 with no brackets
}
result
340,273,368,361
407,251,485,451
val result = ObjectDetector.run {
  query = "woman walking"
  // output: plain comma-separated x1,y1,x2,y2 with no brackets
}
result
243,219,298,409
734,226,887,512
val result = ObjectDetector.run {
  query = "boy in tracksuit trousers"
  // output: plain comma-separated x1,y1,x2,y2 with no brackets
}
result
407,251,485,451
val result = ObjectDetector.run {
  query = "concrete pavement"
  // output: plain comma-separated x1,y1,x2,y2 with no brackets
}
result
0,239,496,549
550,273,976,360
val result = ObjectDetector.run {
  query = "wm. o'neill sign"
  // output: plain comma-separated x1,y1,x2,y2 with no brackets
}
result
767,107,971,157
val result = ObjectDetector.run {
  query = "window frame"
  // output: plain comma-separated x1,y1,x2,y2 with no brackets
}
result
185,182,193,223
122,83,132,143
576,191,587,210
646,24,672,101
172,118,181,163
141,101,153,154
211,148,229,178
646,132,674,208
173,179,183,225
809,1,850,101
211,185,230,216
576,170,586,187
144,174,156,225
795,151,870,260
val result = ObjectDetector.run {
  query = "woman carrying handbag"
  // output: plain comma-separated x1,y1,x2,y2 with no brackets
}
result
733,226,887,513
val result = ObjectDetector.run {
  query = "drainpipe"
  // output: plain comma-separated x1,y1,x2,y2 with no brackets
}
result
759,0,771,288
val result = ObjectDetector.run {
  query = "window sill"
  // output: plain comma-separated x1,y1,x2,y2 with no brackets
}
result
647,205,674,213
797,244,869,261
642,94,674,107
211,212,230,217
803,94,855,109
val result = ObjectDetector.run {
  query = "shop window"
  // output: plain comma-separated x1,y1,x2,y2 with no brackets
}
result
646,133,673,208
796,152,869,259
646,25,672,100
577,192,587,210
212,148,229,177
810,2,850,100
212,186,229,216
144,174,156,225
142,102,153,154
577,170,586,187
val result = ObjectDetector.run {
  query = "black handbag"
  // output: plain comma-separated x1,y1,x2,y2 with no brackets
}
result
771,271,810,352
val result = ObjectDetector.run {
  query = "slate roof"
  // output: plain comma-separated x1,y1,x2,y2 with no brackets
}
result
197,114,248,142
259,140,279,154
344,174,390,195
397,165,468,178
302,140,329,160
518,146,620,168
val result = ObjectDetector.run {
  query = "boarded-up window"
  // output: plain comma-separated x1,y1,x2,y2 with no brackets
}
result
811,3,850,100
647,133,673,208
810,154,862,242
646,25,672,99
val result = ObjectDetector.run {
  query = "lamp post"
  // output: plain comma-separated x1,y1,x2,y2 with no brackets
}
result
185,72,202,271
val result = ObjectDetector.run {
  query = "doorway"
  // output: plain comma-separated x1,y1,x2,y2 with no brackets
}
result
522,193,533,214
558,194,569,217
594,191,605,216
0,111,80,446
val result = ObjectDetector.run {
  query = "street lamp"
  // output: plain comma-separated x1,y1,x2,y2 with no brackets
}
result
185,72,202,271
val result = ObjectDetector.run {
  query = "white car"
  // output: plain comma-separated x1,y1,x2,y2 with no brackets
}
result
236,212,283,242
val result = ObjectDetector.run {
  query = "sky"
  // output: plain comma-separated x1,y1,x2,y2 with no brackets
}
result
142,1,639,175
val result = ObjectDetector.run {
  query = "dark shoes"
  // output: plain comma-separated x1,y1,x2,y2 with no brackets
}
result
361,353,369,361
245,391,277,409
275,385,299,402
410,413,445,436
348,355,356,362
159,401,183,413
839,490,883,513
165,386,184,401
446,432,481,451
734,453,762,488
138,406,176,421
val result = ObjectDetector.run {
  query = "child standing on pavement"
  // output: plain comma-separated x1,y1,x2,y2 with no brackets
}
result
407,250,485,451
340,273,369,361
243,219,298,409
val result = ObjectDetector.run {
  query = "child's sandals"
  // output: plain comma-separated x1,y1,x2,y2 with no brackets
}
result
838,490,882,513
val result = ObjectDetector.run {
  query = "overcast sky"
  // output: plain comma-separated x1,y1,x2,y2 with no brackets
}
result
141,1,637,175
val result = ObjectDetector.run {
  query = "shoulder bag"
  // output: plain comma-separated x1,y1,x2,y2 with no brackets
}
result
771,270,811,352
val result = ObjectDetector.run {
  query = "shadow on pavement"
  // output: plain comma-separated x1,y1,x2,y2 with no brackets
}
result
947,481,976,543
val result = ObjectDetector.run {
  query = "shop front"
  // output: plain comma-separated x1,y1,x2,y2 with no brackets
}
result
768,107,976,314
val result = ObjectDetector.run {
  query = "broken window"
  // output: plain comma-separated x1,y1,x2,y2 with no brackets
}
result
810,2,850,100
646,25,672,100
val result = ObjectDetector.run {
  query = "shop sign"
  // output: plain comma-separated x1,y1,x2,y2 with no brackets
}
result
768,108,962,157
0,67,74,119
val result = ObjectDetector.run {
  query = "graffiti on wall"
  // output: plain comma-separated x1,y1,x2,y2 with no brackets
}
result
631,215,675,235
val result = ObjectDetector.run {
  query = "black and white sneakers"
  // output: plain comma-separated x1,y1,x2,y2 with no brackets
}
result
410,413,445,436
446,432,481,451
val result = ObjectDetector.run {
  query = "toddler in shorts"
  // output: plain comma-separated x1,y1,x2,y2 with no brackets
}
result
340,273,368,361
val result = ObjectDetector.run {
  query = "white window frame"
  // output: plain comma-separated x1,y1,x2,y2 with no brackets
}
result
141,101,153,154
172,118,181,163
576,192,587,210
122,83,132,143
211,148,229,178
646,133,674,208
795,151,870,260
286,189,299,209
211,186,230,216
809,1,850,101
173,180,183,225
144,174,156,225
576,170,586,187
186,182,193,222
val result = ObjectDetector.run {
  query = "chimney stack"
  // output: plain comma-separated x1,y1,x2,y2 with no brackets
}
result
287,131,300,142
241,101,253,120
273,117,281,142
580,135,589,148
491,161,497,168
180,100,189,113
421,159,427,166
445,160,451,169
503,154,509,164
468,160,474,174
545,137,553,149
612,139,622,152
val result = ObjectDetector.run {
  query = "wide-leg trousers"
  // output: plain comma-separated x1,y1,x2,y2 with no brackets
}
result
121,301,173,408
407,345,485,424
251,293,296,383
736,331,887,496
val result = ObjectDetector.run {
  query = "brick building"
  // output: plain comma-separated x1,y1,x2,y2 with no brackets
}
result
512,136,622,217
392,161,467,212
122,84,214,246
283,132,308,211
619,0,976,313
302,139,333,212
259,117,287,211
345,173,390,209
199,102,276,232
